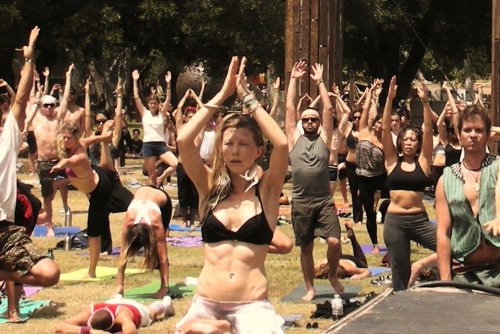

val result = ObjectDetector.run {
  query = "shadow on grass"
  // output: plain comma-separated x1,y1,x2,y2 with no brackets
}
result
30,301,65,319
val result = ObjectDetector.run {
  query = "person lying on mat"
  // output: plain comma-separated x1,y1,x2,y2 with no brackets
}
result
175,56,288,333
113,186,172,299
0,26,60,323
314,220,371,280
54,295,174,334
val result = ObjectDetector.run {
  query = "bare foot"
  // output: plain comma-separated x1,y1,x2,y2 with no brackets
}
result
46,227,55,237
329,275,345,294
153,286,169,299
82,271,96,279
7,309,23,323
371,245,380,255
301,289,316,302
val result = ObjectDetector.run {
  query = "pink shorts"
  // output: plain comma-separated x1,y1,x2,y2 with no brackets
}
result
175,295,284,334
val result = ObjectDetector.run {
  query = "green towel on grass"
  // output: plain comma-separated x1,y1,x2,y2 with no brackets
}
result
125,280,196,301
60,266,144,281
0,300,51,323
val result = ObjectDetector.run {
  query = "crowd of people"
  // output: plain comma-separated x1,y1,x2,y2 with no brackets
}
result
1,27,500,333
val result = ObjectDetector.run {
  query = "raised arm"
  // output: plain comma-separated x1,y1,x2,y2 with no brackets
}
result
310,63,333,147
0,79,16,107
160,71,172,117
83,78,93,138
269,77,280,119
199,78,207,104
369,79,383,127
42,67,50,96
177,56,239,197
358,87,372,132
333,84,351,135
237,57,288,197
132,70,146,117
57,63,73,119
12,26,39,131
112,78,124,148
417,79,433,173
174,89,191,130
285,61,307,149
382,76,398,169
443,82,460,138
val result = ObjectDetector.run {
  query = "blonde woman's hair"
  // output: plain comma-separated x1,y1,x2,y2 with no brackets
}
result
200,113,264,220
120,223,159,271
57,121,81,159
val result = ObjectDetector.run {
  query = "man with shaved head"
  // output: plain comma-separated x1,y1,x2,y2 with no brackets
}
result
285,61,344,302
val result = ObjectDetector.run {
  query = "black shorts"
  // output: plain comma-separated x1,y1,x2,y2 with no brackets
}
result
37,159,67,198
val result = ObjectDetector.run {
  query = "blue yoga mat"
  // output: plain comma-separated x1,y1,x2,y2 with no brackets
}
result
369,267,391,276
32,226,81,237
360,244,388,255
169,224,201,232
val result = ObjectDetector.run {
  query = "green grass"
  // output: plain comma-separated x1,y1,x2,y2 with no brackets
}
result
6,159,434,333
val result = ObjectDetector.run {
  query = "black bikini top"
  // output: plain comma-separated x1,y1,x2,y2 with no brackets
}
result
201,186,273,245
386,159,428,192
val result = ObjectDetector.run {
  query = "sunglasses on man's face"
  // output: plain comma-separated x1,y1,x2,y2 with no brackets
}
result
353,116,361,120
43,103,55,108
96,119,107,124
302,117,320,123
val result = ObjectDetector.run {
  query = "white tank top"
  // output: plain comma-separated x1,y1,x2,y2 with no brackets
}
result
199,130,216,161
142,109,165,142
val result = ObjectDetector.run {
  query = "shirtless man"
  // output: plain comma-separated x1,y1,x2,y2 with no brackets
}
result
28,66,73,236
61,64,85,131
436,105,500,286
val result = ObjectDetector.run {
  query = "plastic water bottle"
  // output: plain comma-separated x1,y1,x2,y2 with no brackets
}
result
47,248,54,260
64,233,72,251
331,294,344,321
64,207,72,226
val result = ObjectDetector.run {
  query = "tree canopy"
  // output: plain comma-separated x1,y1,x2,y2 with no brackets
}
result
0,0,491,104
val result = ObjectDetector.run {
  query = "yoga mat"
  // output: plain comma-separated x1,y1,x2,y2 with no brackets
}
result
125,280,196,301
169,224,201,232
32,226,81,237
369,267,391,276
59,266,144,281
360,244,388,255
167,236,204,247
0,300,51,323
281,283,361,304
23,286,42,298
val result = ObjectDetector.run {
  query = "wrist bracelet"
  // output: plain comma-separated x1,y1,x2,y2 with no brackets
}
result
204,103,221,109
421,98,429,103
25,59,34,64
317,80,324,86
116,94,123,98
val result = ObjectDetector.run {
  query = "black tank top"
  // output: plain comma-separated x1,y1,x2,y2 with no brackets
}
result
346,130,358,150
201,186,273,245
445,144,461,166
386,159,428,192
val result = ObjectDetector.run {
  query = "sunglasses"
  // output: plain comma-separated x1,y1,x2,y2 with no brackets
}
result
96,119,107,124
43,103,55,108
353,116,361,120
302,117,320,123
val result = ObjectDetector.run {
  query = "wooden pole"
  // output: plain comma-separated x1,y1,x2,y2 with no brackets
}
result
285,0,343,98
